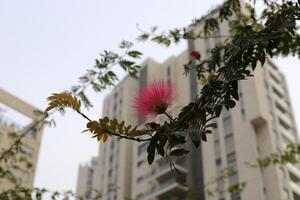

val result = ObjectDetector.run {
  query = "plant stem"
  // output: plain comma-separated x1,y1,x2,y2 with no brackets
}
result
77,109,151,142
163,111,175,123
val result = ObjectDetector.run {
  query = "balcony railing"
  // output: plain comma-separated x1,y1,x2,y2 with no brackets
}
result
290,181,300,196
150,177,187,199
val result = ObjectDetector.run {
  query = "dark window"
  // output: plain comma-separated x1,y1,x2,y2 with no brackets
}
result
272,87,284,98
137,176,143,183
229,172,239,185
167,66,171,76
114,92,118,99
137,159,145,167
223,115,233,135
205,37,211,56
138,65,148,125
27,130,37,139
138,143,148,156
225,134,235,153
111,140,114,149
227,152,236,166
167,66,171,84
231,193,241,200
214,140,221,158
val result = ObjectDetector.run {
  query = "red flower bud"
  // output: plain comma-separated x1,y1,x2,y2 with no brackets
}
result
190,50,201,59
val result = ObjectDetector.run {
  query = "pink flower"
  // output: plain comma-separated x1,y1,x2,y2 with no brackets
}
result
135,81,175,117
190,50,201,59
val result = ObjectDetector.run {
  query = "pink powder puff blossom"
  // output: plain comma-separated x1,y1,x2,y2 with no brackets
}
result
135,81,175,117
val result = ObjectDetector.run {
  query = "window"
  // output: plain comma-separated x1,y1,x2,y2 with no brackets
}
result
225,134,235,154
138,142,148,156
205,37,211,56
238,82,246,120
113,104,117,111
108,169,112,177
27,129,37,139
227,152,236,166
15,169,29,183
21,145,34,158
111,140,115,149
214,140,221,158
167,66,171,84
269,71,281,84
213,120,220,141
231,193,241,200
137,176,143,183
279,118,290,130
136,193,143,200
114,92,118,99
216,158,222,177
213,29,222,45
229,172,239,185
223,115,233,135
272,87,284,98
275,102,286,114
137,159,146,167
216,158,225,193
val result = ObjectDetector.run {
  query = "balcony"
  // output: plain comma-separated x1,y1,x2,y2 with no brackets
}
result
270,79,285,97
268,64,282,82
279,126,295,143
277,110,292,129
287,164,300,179
274,95,289,113
152,163,187,182
149,177,188,200
290,181,300,196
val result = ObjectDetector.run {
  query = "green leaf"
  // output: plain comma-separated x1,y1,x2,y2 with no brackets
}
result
128,51,143,58
155,144,165,156
137,33,149,41
215,105,223,117
147,140,156,164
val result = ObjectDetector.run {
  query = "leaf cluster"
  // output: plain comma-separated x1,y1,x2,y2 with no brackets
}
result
46,93,81,112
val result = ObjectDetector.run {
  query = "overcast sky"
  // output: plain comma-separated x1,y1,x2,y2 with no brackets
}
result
0,0,299,194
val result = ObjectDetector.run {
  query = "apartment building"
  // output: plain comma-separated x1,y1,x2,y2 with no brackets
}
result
92,76,140,200
0,88,44,191
76,157,99,199
76,3,300,200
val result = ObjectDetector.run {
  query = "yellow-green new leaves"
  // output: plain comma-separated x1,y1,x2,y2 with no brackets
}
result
86,120,110,142
45,93,81,112
86,117,144,142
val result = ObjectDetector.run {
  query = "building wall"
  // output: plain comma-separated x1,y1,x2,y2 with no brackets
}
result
189,5,300,200
0,88,44,191
90,76,139,200
76,157,98,199
76,2,300,200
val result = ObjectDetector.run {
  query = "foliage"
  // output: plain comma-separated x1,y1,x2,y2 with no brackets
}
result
44,0,300,165
1,0,300,199
46,93,81,112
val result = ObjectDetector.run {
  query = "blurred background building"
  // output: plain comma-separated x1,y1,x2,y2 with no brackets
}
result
76,3,300,200
0,88,44,191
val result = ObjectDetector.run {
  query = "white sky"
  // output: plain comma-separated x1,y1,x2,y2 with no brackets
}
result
0,0,299,194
